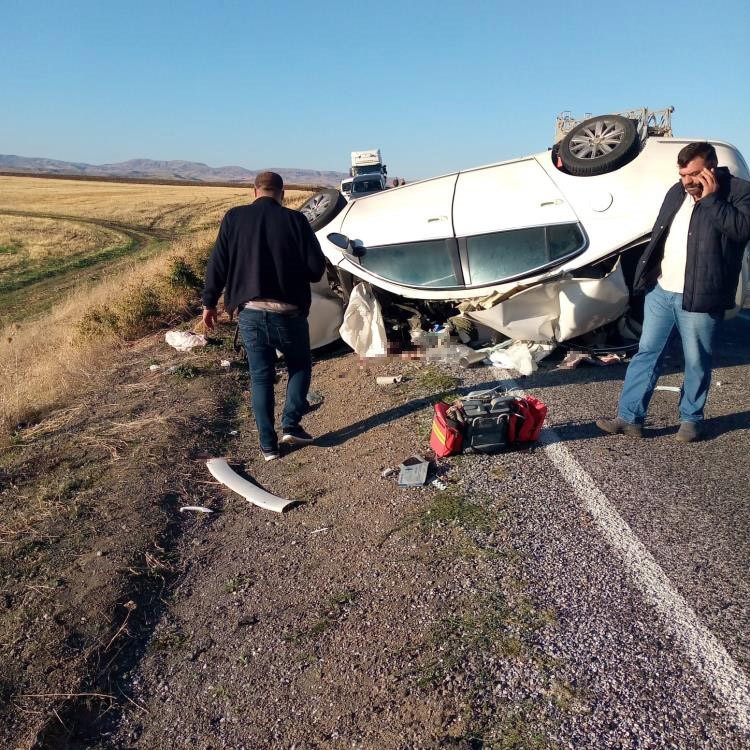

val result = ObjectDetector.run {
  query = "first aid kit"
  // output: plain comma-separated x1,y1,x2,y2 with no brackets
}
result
430,401,465,457
430,388,547,456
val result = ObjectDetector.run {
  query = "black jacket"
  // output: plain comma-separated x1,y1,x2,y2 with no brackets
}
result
633,167,750,312
202,197,326,314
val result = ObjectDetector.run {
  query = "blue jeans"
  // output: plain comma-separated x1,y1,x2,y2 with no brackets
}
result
238,308,312,451
618,284,722,425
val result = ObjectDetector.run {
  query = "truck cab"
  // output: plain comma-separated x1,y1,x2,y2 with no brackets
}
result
343,149,387,201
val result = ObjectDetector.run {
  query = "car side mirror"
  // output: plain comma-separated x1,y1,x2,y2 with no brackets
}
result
327,232,366,259
327,232,350,250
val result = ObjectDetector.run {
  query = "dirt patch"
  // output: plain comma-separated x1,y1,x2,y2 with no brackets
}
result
1,326,569,748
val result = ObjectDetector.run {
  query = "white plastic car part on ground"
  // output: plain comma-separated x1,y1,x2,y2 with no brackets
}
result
206,458,293,513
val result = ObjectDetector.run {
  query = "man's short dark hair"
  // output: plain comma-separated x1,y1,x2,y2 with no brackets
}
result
677,142,718,169
254,171,284,192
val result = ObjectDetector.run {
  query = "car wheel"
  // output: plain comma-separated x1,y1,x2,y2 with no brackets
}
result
559,114,639,176
299,189,347,230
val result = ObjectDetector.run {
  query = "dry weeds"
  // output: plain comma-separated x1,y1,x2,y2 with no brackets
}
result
0,175,315,435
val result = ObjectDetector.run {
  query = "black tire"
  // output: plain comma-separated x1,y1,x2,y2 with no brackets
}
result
299,189,347,231
559,114,639,176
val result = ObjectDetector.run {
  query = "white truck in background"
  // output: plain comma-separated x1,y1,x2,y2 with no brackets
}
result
340,149,388,200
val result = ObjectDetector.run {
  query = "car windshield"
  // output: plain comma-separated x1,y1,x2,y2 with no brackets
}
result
352,180,381,194
352,164,382,176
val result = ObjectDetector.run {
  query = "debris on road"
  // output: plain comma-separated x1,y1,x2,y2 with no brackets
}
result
489,340,555,375
558,349,627,369
165,330,207,352
398,455,430,487
206,458,294,513
459,349,488,368
179,506,214,514
307,390,325,408
655,385,681,393
376,375,404,385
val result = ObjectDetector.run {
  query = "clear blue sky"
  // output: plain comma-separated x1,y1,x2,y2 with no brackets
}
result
2,0,749,180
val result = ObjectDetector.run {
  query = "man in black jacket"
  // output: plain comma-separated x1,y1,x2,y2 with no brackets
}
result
597,142,750,442
202,172,327,460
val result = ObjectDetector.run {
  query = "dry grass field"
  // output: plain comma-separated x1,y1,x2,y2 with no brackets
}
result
0,175,313,434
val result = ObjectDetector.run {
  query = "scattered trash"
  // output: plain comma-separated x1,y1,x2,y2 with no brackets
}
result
206,458,294,513
220,359,231,368
310,526,332,535
381,467,398,479
376,375,404,385
148,364,161,371
228,430,239,436
459,350,488,369
165,330,207,352
430,478,448,490
179,506,214,514
558,349,627,369
398,455,430,487
489,340,555,375
307,390,325,407
425,341,476,365
655,385,681,393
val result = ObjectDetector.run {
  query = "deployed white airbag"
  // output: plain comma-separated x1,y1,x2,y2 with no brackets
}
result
339,282,388,358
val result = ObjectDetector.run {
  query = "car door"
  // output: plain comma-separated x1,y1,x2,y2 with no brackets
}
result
336,174,461,290
452,158,584,288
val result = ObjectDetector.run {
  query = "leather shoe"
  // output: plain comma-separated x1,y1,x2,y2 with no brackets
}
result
595,416,643,438
676,421,702,443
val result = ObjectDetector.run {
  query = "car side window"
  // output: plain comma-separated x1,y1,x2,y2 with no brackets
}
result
466,223,585,285
358,239,460,288
548,223,585,260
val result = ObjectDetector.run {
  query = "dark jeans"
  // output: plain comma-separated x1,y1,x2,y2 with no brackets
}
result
238,308,312,451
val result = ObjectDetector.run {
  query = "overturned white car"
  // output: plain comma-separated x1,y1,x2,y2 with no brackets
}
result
302,111,750,352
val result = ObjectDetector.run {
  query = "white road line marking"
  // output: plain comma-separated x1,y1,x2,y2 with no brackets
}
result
540,426,750,733
503,377,750,732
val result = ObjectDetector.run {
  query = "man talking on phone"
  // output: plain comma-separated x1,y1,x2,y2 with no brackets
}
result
597,142,750,442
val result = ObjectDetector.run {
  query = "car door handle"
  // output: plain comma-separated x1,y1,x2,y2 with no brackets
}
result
427,215,448,223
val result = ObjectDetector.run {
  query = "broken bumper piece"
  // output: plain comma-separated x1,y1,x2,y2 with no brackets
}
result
206,458,294,513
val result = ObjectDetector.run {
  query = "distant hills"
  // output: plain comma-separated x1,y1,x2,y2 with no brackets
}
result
0,154,348,187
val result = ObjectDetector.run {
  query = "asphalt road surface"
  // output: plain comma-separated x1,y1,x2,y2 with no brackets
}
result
474,311,750,748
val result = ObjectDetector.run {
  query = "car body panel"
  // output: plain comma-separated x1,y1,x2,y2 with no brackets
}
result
453,157,578,236
340,173,457,247
312,136,749,344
